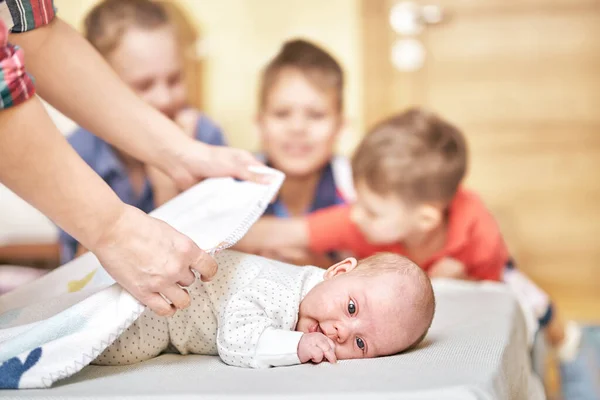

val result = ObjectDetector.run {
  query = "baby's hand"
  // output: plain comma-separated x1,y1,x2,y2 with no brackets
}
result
297,332,337,364
429,257,468,279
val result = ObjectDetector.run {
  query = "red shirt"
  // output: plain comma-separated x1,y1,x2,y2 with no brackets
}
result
306,189,508,281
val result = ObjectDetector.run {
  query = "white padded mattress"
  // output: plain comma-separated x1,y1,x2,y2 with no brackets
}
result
1,279,544,399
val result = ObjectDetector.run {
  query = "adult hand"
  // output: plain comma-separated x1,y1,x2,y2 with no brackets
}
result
92,205,218,316
170,141,270,190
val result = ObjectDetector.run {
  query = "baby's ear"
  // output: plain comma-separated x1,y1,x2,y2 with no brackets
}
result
324,257,358,279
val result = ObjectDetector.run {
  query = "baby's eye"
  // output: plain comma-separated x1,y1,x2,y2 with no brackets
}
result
348,299,356,315
356,337,365,350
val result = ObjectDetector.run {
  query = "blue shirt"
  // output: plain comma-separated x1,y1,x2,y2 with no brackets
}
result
58,114,227,263
263,161,347,218
256,154,354,218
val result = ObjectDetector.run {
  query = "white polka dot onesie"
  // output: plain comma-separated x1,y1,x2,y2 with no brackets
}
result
93,250,324,368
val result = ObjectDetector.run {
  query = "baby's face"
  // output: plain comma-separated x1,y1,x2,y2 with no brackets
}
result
296,259,426,360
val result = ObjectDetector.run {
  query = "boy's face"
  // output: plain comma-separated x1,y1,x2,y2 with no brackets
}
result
296,258,425,360
107,26,188,121
258,68,342,177
350,180,421,244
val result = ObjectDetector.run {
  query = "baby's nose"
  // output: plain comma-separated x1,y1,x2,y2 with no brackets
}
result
333,323,350,343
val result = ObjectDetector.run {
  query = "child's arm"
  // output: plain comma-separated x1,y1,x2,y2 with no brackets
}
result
456,194,510,282
235,204,363,257
429,257,469,280
145,165,179,207
257,247,335,269
234,217,310,253
466,214,509,282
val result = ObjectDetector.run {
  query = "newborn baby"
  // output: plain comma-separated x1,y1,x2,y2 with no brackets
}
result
93,251,435,368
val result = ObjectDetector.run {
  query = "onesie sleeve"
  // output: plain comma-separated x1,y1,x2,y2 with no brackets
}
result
217,279,302,368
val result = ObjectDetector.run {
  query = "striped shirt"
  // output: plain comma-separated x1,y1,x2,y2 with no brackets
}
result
0,0,55,109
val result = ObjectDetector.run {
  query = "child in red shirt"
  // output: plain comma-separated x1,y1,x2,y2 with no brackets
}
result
305,187,506,282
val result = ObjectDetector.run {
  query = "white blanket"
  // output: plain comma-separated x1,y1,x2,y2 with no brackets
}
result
0,168,284,389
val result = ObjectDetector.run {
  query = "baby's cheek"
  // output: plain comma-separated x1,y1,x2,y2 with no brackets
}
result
335,344,358,360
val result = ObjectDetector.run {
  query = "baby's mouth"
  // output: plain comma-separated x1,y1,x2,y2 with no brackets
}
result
309,322,323,334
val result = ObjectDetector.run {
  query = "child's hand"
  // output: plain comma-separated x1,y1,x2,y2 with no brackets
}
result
234,217,310,253
297,332,337,364
255,248,308,264
429,257,468,280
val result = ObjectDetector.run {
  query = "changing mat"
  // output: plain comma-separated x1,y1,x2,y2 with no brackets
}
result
1,279,545,399
0,167,285,389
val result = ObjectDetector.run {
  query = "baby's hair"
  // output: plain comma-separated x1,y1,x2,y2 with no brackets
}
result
352,107,467,206
259,38,344,111
354,253,435,351
84,0,171,57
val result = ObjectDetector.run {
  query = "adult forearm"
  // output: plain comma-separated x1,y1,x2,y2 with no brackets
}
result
0,96,125,251
10,18,191,178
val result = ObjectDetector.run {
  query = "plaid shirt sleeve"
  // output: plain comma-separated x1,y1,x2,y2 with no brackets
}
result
0,1,55,109
1,0,56,33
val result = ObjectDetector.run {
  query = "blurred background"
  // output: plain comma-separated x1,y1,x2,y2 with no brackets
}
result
1,0,598,325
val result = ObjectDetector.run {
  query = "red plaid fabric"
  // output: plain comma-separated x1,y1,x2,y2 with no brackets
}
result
0,19,35,108
0,0,56,109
